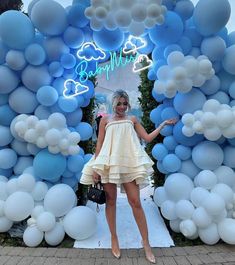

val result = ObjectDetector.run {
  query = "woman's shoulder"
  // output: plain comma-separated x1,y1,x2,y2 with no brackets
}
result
129,115,138,124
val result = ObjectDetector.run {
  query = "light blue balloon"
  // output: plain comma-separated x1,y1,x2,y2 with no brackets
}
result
14,156,34,175
9,86,38,114
162,0,175,10
163,136,178,151
149,11,184,46
164,44,182,59
152,46,165,61
33,149,66,182
84,154,92,163
150,105,164,124
49,62,64,78
157,160,168,174
152,143,168,161
0,66,20,94
222,45,235,75
175,145,192,160
43,37,70,62
193,0,231,36
34,105,51,119
208,91,230,104
173,88,206,115
24,43,46,66
174,0,194,21
60,54,76,69
67,4,89,28
52,77,66,96
229,82,235,99
217,70,234,92
93,28,125,51
212,61,222,74
36,86,58,107
0,148,17,169
152,60,166,75
138,34,154,55
178,159,200,180
192,141,224,170
27,0,40,17
162,154,181,173
184,28,202,47
0,126,13,147
188,47,201,57
0,40,8,64
6,50,26,71
0,94,8,106
0,11,35,50
67,155,84,173
161,107,179,121
11,139,30,156
66,108,83,127
72,0,90,7
22,65,52,92
200,75,220,96
76,122,93,141
0,168,12,178
223,145,235,168
27,143,41,156
152,89,165,102
227,31,235,46
58,96,78,113
177,36,192,55
61,176,77,188
63,26,84,49
201,36,226,62
147,69,156,81
0,104,17,126
31,0,68,36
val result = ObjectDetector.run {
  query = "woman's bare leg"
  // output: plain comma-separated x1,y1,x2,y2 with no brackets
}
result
103,183,120,258
123,181,155,263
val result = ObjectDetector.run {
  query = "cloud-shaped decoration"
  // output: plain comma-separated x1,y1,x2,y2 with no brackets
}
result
63,79,89,98
76,42,106,61
123,36,146,54
133,54,153,73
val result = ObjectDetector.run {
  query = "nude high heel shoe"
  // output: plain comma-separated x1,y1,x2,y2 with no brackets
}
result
141,240,156,264
111,237,121,259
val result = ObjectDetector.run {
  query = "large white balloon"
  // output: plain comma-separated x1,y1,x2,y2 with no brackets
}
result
45,222,65,246
175,200,194,220
192,207,212,229
218,218,235,244
36,211,56,232
179,219,197,238
198,223,220,245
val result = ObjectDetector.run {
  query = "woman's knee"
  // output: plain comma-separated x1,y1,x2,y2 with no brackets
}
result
106,194,116,206
128,198,142,209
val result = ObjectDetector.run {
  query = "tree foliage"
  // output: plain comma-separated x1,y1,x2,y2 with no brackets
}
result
0,0,23,14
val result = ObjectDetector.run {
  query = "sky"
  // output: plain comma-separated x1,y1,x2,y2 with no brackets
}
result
22,0,235,33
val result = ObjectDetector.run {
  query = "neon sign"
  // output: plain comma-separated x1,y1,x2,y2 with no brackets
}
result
63,79,89,99
123,35,147,54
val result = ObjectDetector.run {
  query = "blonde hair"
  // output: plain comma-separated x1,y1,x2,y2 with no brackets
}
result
112,89,131,113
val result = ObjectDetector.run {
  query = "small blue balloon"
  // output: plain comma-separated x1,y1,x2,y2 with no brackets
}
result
66,108,83,127
14,156,33,175
24,43,46,66
0,125,13,147
163,136,178,151
36,85,58,107
200,75,220,96
0,104,17,126
0,148,17,169
58,96,78,113
177,36,192,55
76,122,93,141
67,155,84,173
164,44,182,59
175,145,192,161
60,54,77,69
68,4,89,28
49,62,64,78
152,143,168,161
6,50,26,71
63,26,84,49
0,66,20,94
184,28,202,47
162,154,181,173
174,0,194,21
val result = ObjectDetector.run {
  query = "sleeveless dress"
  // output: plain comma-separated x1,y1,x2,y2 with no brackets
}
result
80,118,154,190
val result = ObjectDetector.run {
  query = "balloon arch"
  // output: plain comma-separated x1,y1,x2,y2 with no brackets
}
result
1,0,235,246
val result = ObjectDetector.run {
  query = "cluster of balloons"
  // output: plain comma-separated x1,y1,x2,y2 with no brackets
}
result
85,0,166,36
12,113,81,156
182,99,235,141
154,51,215,98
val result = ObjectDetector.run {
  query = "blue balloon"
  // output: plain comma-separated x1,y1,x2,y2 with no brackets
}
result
0,66,20,94
152,143,168,161
49,62,64,78
0,40,8,64
199,75,220,96
184,28,202,47
0,125,13,147
14,156,33,175
222,45,235,75
67,155,84,173
31,0,68,36
178,159,200,180
149,11,184,46
163,136,178,151
68,4,89,28
0,148,17,169
0,11,35,50
93,28,125,51
152,46,165,61
174,0,194,21
34,105,51,119
193,0,231,36
157,160,168,174
164,44,182,59
63,26,84,49
188,47,201,57
60,54,77,69
175,145,192,160
58,96,78,113
33,149,66,182
0,94,8,106
217,70,234,92
227,31,235,46
11,139,30,156
152,89,165,102
36,85,58,107
150,105,164,124
66,108,83,127
61,176,77,188
24,43,46,66
0,104,17,126
84,153,93,163
162,154,181,173
161,107,179,121
229,82,235,99
147,69,156,81
76,122,93,141
177,36,192,55
0,168,12,178
208,91,230,104
6,50,26,71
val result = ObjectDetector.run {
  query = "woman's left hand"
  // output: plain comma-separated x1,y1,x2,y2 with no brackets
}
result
164,118,178,126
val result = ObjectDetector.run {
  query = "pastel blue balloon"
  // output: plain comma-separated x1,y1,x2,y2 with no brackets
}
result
147,69,156,81
49,62,64,78
43,37,70,62
159,124,173,137
184,28,202,47
217,70,234,92
177,36,192,55
174,0,194,21
212,61,222,74
72,0,90,7
58,96,78,113
63,169,74,178
161,107,179,121
149,11,184,46
33,149,66,182
79,97,88,107
34,105,51,119
217,27,228,42
76,122,93,141
63,68,78,80
14,156,34,175
193,0,231,35
36,85,58,107
0,66,20,94
227,31,235,46
11,139,30,156
0,148,17,169
222,45,235,75
173,88,206,115
208,91,230,104
0,40,8,64
163,136,178,151
152,60,166,75
0,104,17,126
0,168,12,178
164,44,182,58
152,46,165,61
67,4,89,28
93,28,124,51
27,0,40,17
188,47,201,57
67,155,84,173
0,125,13,146
83,81,95,100
84,154,92,163
162,154,181,173
200,75,220,96
173,121,204,147
162,0,175,10
63,27,84,49
66,108,83,127
152,143,168,161
52,77,66,95
0,11,35,50
175,145,192,160
192,141,224,170
201,36,226,62
0,94,9,106
223,146,235,168
9,86,38,114
27,143,41,156
60,54,76,69
229,82,235,99
76,172,82,182
150,105,164,124
24,43,46,65
152,89,165,102
6,50,26,71
61,176,77,188
178,159,200,180
22,65,52,92
31,0,68,36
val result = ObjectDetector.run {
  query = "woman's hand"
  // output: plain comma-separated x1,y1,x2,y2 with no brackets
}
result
93,171,101,183
163,118,178,126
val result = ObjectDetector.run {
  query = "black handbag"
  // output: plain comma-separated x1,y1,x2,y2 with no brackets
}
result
87,182,106,205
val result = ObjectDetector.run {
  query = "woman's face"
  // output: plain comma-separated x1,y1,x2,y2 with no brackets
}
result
114,97,128,115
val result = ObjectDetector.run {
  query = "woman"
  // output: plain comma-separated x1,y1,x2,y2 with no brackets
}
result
80,90,176,263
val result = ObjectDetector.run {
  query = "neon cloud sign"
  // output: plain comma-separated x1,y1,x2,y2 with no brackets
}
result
76,42,106,61
63,79,89,99
123,35,147,54
133,54,153,73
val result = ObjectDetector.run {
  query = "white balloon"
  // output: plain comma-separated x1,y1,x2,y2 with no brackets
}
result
95,6,107,20
144,17,156,29
85,6,95,18
190,187,210,207
211,184,233,206
37,211,56,232
214,166,235,187
182,126,194,137
202,99,221,113
175,200,195,220
45,222,65,246
160,200,177,220
0,216,13,232
153,187,168,207
217,109,233,128
90,17,103,31
48,145,60,154
182,113,194,127
48,113,66,129
169,219,181,233
183,58,198,77
167,51,185,67
201,112,217,128
35,120,48,135
218,218,235,244
202,193,225,216
0,200,5,217
128,21,145,36
198,223,220,245
68,132,80,145
131,4,147,22
45,128,61,146
18,173,35,192
192,207,212,229
23,226,44,247
192,74,206,87
26,116,39,129
31,181,48,201
198,59,213,75
31,205,44,219
172,66,187,81
115,9,132,27
36,136,47,149
0,182,9,200
180,219,197,237
195,170,217,190
147,4,161,18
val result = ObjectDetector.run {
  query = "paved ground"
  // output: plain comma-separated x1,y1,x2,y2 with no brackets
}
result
1,244,235,265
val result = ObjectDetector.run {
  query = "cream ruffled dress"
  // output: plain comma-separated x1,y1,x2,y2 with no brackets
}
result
80,119,154,191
